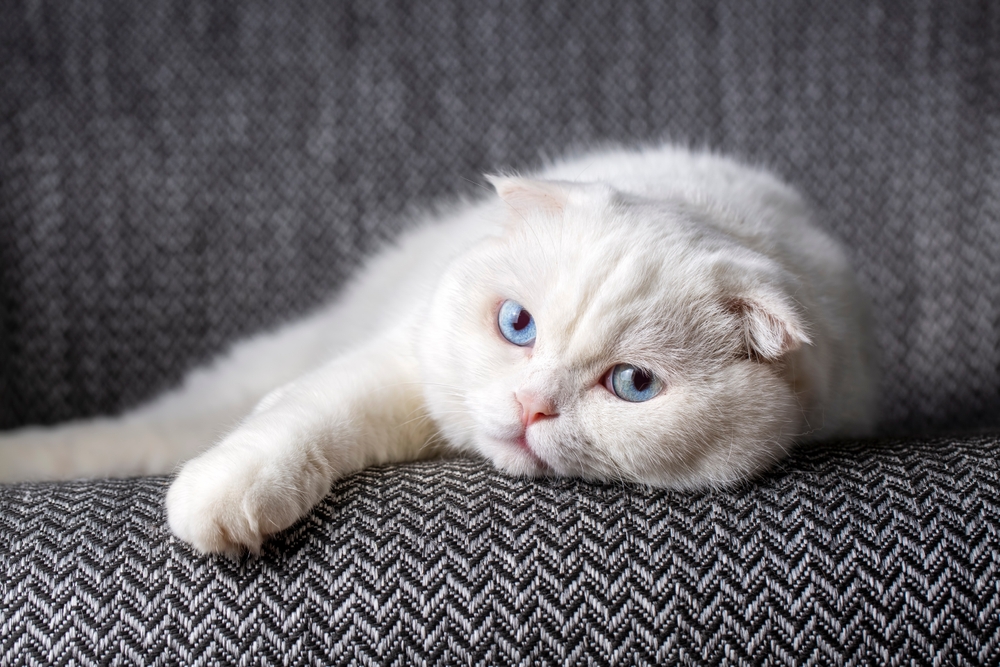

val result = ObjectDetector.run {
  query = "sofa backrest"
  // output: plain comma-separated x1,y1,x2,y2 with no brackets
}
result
1,0,996,433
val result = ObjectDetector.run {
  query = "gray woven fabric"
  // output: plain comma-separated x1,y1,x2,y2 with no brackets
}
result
1,0,998,434
2,435,999,665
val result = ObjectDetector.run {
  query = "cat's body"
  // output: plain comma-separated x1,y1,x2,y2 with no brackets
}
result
0,144,876,555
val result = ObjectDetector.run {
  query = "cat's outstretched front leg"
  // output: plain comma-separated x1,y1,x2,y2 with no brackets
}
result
166,328,433,556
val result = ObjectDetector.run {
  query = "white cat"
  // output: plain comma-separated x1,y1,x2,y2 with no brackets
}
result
0,144,876,556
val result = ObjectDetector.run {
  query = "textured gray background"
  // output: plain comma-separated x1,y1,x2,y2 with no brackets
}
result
2,0,998,434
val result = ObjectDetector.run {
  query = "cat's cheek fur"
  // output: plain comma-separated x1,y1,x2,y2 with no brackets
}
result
418,262,512,451
594,365,801,488
475,438,550,477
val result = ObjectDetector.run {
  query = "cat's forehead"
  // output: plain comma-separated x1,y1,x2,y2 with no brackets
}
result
512,203,704,293
500,207,715,361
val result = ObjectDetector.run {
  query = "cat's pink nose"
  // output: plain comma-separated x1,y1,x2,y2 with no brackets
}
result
515,390,558,427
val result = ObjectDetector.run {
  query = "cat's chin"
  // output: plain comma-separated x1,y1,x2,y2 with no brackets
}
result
477,436,551,478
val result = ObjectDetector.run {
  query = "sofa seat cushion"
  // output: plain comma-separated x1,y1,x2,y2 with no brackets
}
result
2,434,998,664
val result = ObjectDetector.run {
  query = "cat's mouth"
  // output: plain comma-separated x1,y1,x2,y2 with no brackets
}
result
514,434,549,470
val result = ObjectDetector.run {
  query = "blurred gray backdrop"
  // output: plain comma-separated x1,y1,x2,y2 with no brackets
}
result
1,0,998,433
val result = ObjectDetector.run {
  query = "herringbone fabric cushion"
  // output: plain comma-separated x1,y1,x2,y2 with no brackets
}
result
1,0,998,434
2,436,998,665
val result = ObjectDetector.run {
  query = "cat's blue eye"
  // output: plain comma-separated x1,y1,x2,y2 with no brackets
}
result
498,300,536,347
609,364,663,402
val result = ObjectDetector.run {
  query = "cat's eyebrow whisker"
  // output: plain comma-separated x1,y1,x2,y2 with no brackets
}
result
460,176,494,195
492,189,550,261
494,192,531,229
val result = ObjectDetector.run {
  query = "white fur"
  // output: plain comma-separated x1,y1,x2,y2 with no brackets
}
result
0,144,876,555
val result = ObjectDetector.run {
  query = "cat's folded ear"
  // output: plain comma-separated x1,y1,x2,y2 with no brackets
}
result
487,175,569,214
486,175,613,217
724,288,811,362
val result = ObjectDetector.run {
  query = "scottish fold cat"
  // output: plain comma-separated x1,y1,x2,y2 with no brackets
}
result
0,144,876,555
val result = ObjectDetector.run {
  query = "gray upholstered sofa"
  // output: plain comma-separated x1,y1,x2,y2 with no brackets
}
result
2,1,998,664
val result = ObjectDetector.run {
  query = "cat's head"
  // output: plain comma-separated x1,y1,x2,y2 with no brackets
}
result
419,177,812,488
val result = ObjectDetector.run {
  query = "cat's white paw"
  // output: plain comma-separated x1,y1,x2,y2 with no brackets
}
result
166,429,332,557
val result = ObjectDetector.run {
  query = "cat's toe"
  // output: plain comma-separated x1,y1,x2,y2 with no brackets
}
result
165,455,269,557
